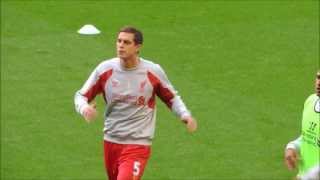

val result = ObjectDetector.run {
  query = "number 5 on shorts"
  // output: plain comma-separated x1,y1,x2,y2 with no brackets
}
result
133,161,141,176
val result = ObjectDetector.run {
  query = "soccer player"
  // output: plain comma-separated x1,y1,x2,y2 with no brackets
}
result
284,70,320,180
74,26,197,180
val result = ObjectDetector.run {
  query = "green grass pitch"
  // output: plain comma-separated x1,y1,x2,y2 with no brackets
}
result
1,1,319,179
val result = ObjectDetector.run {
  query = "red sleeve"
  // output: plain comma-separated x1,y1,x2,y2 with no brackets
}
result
147,71,174,109
83,69,113,102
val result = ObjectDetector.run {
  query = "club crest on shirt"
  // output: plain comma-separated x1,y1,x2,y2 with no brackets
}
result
111,79,120,87
139,80,147,92
315,99,320,113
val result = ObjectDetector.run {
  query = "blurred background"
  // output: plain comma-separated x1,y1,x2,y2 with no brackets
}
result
1,1,319,179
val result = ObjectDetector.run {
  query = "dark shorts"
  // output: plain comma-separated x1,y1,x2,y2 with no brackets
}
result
103,140,151,180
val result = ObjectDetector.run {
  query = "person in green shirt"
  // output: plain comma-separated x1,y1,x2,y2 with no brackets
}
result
284,70,320,180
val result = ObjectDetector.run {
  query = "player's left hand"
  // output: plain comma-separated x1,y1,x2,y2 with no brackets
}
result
182,116,197,133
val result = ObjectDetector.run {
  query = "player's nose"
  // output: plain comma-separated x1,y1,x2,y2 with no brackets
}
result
117,41,124,47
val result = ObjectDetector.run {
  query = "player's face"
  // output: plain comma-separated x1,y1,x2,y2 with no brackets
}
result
315,71,320,96
116,32,141,60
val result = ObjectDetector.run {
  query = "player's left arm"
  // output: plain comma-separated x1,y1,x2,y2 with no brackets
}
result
150,65,197,132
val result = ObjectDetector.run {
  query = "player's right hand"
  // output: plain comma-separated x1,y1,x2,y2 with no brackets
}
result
316,71,320,96
284,148,298,170
83,102,97,123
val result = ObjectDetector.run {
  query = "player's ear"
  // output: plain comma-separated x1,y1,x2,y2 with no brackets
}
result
136,44,142,53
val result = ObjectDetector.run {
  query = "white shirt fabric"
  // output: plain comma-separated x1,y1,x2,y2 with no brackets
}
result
74,58,191,145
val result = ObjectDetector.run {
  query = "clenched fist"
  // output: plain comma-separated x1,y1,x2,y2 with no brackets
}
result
83,102,97,123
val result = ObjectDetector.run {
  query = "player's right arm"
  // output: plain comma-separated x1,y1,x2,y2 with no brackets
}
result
284,136,302,170
74,64,106,123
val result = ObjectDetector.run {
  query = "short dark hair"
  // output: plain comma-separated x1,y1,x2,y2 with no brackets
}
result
118,26,143,45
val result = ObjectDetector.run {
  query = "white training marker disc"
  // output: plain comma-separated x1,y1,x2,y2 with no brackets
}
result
78,24,101,35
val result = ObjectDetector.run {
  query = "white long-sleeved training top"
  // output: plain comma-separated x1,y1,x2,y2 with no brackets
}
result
74,58,191,145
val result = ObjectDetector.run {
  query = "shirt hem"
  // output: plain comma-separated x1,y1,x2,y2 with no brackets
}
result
104,134,152,146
